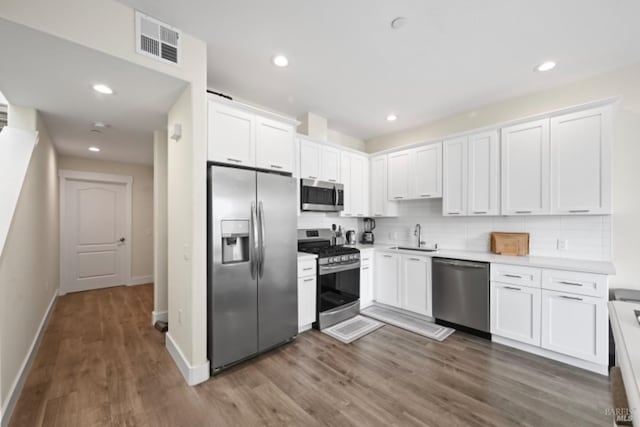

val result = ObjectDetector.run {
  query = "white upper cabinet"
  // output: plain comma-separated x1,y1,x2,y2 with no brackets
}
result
208,99,296,172
501,119,550,215
321,146,341,183
468,130,500,216
255,117,294,173
299,139,322,179
388,142,443,201
340,152,352,214
370,155,398,217
340,151,369,217
443,137,468,216
208,101,255,166
414,143,442,199
388,150,411,200
550,107,612,215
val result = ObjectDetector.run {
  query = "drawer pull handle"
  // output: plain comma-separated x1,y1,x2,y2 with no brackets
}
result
374,213,383,216
394,196,404,199
328,179,337,182
227,157,242,163
504,286,521,291
302,267,313,271
270,164,283,169
362,267,370,270
447,212,460,215
559,295,583,301
569,209,590,213
504,274,522,279
473,211,488,214
383,255,392,258
420,194,432,197
515,210,531,214
559,281,583,287
308,176,318,179
409,258,421,261
303,278,314,282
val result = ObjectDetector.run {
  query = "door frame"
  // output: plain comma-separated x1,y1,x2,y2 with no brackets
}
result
59,169,133,295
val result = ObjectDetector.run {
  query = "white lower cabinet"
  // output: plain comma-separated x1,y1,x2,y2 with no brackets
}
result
297,258,317,332
400,255,432,317
360,252,374,308
491,282,541,346
374,252,400,307
541,289,607,365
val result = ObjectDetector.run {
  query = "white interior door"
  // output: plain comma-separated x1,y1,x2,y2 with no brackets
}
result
61,175,130,293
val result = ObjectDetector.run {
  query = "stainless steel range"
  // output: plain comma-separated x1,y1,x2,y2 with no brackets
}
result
297,229,360,329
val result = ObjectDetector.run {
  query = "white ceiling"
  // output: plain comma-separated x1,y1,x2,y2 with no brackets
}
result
119,0,640,140
0,19,187,165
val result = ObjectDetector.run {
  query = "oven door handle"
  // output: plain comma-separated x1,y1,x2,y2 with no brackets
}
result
321,300,360,316
319,262,361,275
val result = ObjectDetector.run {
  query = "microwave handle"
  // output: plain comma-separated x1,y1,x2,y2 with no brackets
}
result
334,186,338,206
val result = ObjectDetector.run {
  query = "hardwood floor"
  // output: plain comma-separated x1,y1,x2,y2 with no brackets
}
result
10,284,613,426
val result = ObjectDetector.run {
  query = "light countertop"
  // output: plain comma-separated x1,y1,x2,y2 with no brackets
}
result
297,252,317,260
609,301,640,424
346,243,615,275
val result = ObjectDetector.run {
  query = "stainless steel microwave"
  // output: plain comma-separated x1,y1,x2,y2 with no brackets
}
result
300,179,344,212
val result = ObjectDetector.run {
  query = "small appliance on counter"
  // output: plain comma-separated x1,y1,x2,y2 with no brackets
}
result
345,230,357,245
361,217,376,244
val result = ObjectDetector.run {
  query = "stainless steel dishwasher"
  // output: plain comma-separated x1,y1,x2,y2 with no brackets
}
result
432,258,490,334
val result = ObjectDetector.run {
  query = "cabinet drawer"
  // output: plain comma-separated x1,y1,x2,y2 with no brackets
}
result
490,263,541,288
360,250,374,266
297,259,317,277
542,269,607,298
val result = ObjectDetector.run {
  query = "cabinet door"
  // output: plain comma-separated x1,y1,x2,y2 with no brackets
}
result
401,256,431,316
551,107,611,215
501,119,550,215
321,146,341,182
468,130,500,216
374,253,400,307
490,282,541,346
443,137,468,216
541,290,607,364
340,152,353,216
255,117,294,173
360,262,374,309
208,101,255,166
370,156,397,217
388,150,411,200
298,276,317,330
351,154,367,216
414,143,442,199
299,140,322,180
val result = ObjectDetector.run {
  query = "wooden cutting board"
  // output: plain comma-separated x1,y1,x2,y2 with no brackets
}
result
490,232,530,256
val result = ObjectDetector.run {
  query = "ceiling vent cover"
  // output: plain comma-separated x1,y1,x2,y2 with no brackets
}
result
135,11,181,66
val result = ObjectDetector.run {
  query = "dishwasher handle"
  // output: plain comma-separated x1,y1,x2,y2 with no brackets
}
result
434,258,487,269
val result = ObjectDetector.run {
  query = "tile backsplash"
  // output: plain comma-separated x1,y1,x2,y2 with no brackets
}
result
297,212,359,234
372,199,611,261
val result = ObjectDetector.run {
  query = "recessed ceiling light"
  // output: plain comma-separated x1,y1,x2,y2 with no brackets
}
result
88,146,101,152
92,121,109,129
391,17,407,30
386,114,398,122
536,61,556,72
272,55,289,67
92,84,114,94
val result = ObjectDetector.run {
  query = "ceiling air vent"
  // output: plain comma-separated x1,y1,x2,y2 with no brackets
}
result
135,11,181,66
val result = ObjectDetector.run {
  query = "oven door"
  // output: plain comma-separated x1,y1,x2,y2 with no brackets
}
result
300,179,344,212
317,262,360,313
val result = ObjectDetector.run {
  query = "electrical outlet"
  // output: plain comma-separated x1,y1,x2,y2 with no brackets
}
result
178,309,183,325
557,239,569,251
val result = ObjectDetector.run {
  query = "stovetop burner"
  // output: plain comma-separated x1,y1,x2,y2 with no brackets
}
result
299,245,359,258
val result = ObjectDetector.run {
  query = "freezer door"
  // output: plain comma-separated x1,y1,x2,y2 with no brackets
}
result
257,172,298,351
209,165,258,369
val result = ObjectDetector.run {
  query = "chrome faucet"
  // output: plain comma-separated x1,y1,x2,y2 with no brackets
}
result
414,224,425,248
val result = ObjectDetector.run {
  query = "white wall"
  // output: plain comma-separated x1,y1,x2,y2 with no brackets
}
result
1,0,209,380
0,110,58,418
153,131,168,321
366,62,640,290
57,156,154,279
374,199,611,261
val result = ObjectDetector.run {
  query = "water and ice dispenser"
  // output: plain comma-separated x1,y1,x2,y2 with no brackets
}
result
221,220,250,264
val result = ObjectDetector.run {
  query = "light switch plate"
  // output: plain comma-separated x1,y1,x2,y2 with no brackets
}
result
557,239,569,250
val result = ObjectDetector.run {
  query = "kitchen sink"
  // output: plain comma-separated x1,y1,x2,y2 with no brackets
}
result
389,246,438,253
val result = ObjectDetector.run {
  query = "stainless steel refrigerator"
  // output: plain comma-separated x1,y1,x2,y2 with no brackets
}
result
207,164,298,374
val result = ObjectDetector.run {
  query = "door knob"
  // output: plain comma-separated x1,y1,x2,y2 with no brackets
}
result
119,237,126,243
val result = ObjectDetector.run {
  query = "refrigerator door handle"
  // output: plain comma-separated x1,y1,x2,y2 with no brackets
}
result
258,201,266,278
250,201,258,279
